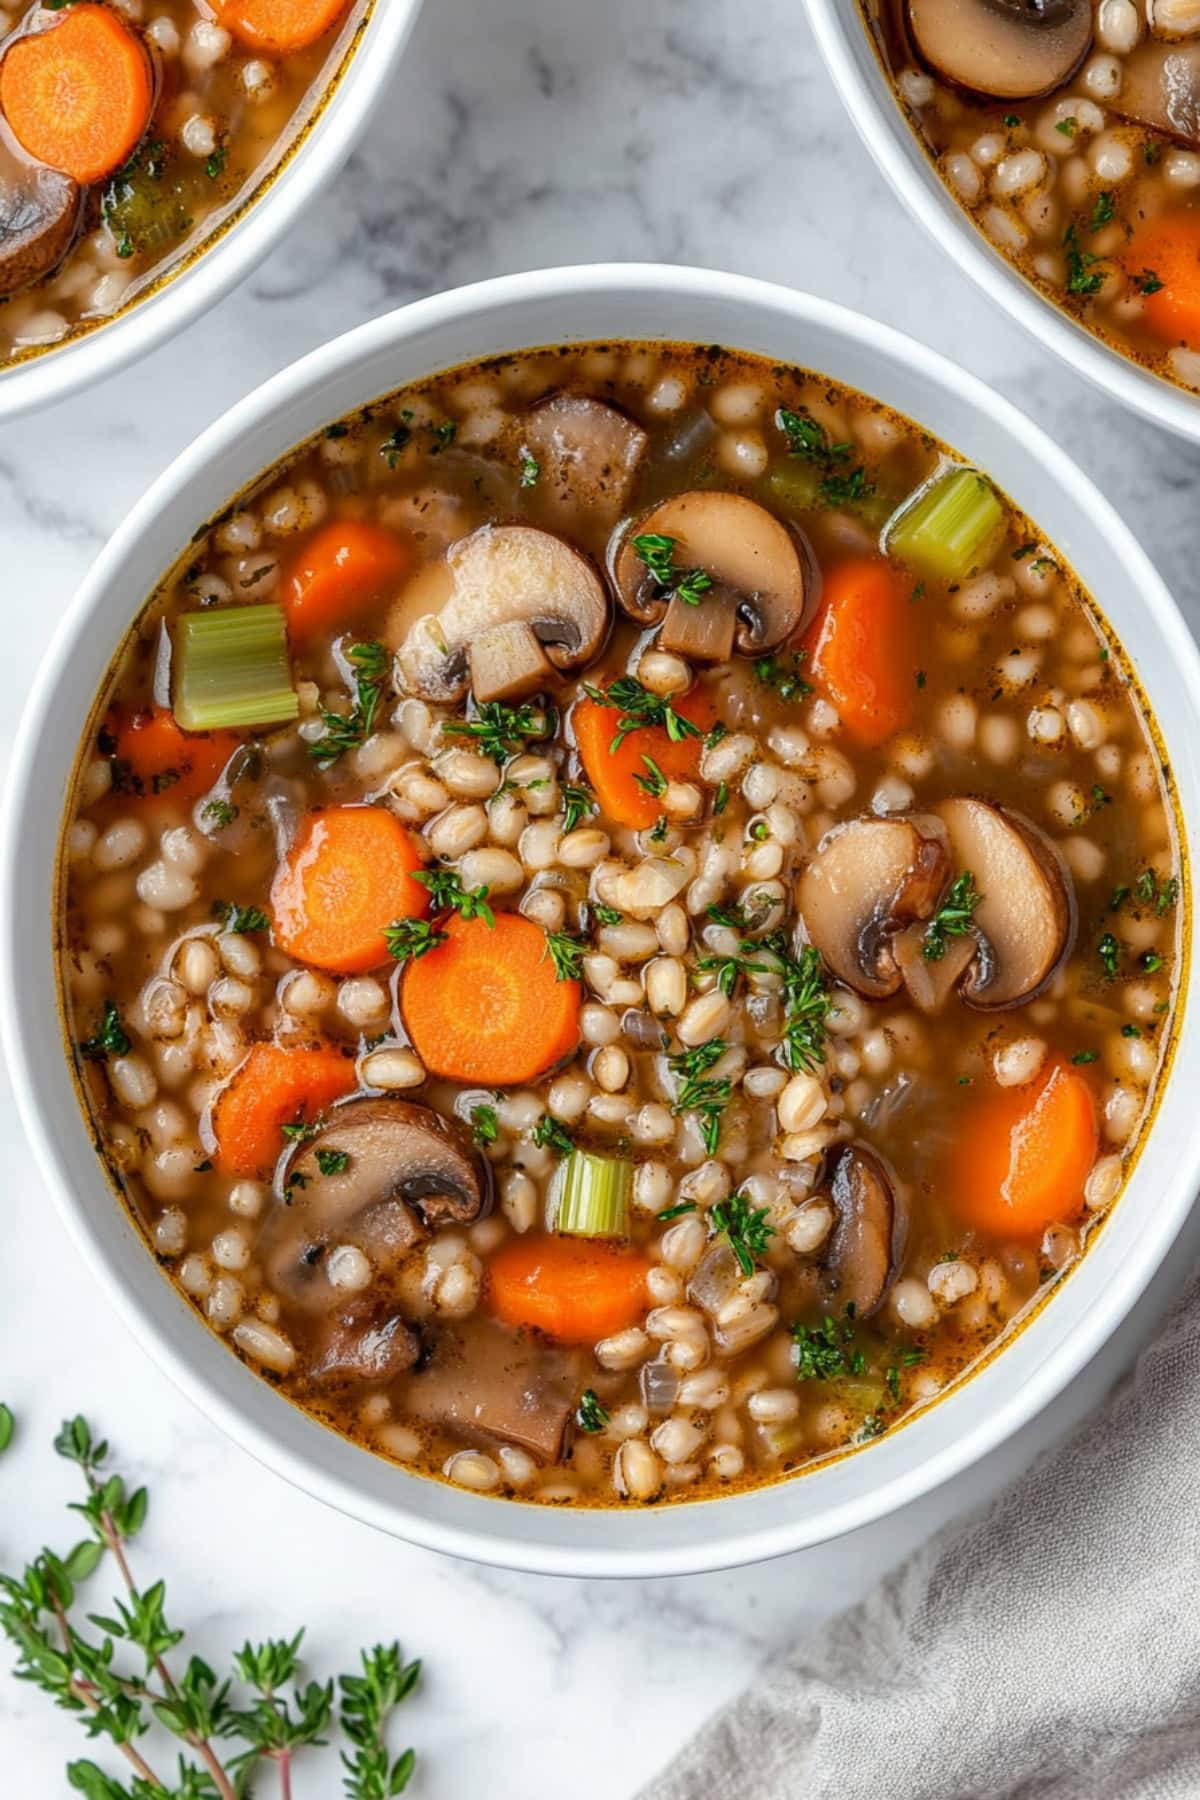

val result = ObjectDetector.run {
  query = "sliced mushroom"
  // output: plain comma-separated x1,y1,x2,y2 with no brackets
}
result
933,797,1073,1010
1111,41,1200,146
306,1308,422,1390
612,491,813,660
907,0,1092,100
892,921,977,1013
796,814,950,1000
522,394,648,523
402,1319,580,1461
0,154,82,299
820,1143,900,1318
261,1098,490,1314
397,524,610,705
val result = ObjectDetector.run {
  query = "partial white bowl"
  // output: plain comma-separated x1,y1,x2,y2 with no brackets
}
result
4,264,1199,1577
804,0,1200,444
0,0,423,421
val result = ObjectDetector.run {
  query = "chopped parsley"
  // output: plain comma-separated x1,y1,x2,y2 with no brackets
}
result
1121,1023,1142,1039
631,532,714,607
1142,951,1165,975
533,1114,574,1156
470,1103,499,1146
708,1190,775,1277
1089,191,1116,230
1064,223,1104,296
753,650,811,702
1134,268,1164,296
790,1309,865,1382
315,1149,349,1176
442,700,552,764
576,1389,609,1433
201,798,238,829
280,1119,319,1145
519,448,540,488
591,902,623,928
1072,1049,1099,1065
922,872,981,963
310,641,389,769
205,145,227,181
80,1000,131,1063
1055,116,1077,137
1098,932,1121,978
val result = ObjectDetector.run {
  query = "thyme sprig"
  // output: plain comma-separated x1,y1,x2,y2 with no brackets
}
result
311,642,390,770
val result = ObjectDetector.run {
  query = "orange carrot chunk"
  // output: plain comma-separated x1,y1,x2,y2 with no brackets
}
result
951,1059,1098,1239
107,706,241,801
213,1042,357,1178
402,913,581,1086
486,1235,651,1344
1,5,153,185
271,806,428,975
282,521,411,646
1122,217,1200,351
572,683,716,831
217,0,351,53
802,556,915,748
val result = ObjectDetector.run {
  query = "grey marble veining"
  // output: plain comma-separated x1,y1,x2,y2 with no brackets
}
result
2,0,1199,1791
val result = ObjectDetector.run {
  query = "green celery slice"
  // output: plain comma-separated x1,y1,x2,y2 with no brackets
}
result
551,1150,633,1238
886,466,1005,581
174,603,298,732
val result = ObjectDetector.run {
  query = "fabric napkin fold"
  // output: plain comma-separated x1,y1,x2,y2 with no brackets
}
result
643,1268,1200,1800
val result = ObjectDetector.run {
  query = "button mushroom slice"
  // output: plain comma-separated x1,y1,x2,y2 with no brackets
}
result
819,1143,901,1319
0,154,82,299
1111,41,1200,146
611,491,814,660
891,920,978,1014
305,1307,422,1391
401,1319,581,1462
933,797,1073,1010
796,814,951,1000
396,523,611,705
262,1098,491,1314
521,393,649,523
906,0,1092,100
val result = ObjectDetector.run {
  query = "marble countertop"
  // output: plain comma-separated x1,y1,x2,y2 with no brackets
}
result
4,0,1200,1791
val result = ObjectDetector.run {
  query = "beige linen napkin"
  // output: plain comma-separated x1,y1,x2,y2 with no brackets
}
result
643,1269,1200,1800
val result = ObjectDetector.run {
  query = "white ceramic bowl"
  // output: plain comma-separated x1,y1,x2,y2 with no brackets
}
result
5,264,1199,1577
0,0,423,421
804,0,1200,444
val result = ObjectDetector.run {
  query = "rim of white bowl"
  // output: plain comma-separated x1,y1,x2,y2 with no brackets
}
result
803,0,1200,445
0,0,424,423
5,264,1199,1577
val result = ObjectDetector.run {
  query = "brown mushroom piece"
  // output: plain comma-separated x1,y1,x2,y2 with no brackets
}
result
907,0,1092,100
0,153,82,299
612,491,813,662
402,1319,580,1462
397,523,610,705
306,1307,422,1391
932,796,1073,1010
819,1143,900,1318
261,1097,491,1315
795,814,951,1000
521,393,648,523
1110,41,1200,146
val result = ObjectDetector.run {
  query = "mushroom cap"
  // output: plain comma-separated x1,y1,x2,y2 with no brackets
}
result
0,154,82,299
612,491,813,657
397,524,610,705
907,0,1092,100
796,814,951,1000
819,1142,901,1319
261,1097,491,1314
522,393,649,523
1112,41,1200,147
401,1318,580,1462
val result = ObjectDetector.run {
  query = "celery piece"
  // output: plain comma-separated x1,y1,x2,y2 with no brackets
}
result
174,604,298,732
886,466,1005,581
551,1150,633,1238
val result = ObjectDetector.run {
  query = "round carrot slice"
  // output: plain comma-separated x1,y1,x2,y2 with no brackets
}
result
1122,217,1200,351
1,6,154,185
271,806,428,974
282,520,411,646
402,913,581,1086
950,1059,1098,1239
486,1235,651,1344
217,0,351,53
212,1042,358,1178
107,706,241,801
572,683,716,831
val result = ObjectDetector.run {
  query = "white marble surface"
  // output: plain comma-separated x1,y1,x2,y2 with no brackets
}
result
3,0,1200,1792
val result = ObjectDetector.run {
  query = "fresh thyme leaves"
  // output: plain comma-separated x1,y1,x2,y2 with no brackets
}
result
545,931,587,982
1064,223,1104,296
0,1415,422,1799
656,1200,698,1222
591,902,623,928
922,872,982,963
709,1191,775,1277
1134,268,1164,295
560,783,595,834
518,448,540,488
695,947,767,998
201,799,238,829
759,936,831,1074
214,901,269,936
576,1390,609,1434
442,700,551,764
582,678,702,753
315,1149,350,1176
384,917,448,965
280,1119,320,1145
412,868,495,926
668,1040,732,1155
470,1103,499,1147
777,406,850,469
1131,869,1179,916
1098,932,1121,978
1072,1049,1099,1065
311,641,389,769
1089,190,1115,230
753,651,811,701
80,1001,131,1063
790,1310,865,1382
633,754,669,799
381,414,455,467
533,1114,574,1156
630,532,714,607
818,464,876,508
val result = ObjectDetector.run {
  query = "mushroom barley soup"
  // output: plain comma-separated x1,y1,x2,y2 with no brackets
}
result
60,342,1183,1509
866,0,1200,396
0,0,367,366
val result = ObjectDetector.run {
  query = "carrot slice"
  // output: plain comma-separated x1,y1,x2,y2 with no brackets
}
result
572,683,716,830
212,1042,358,1178
217,0,351,53
106,706,240,801
1,5,153,185
950,1059,1098,1239
486,1235,651,1344
402,913,581,1085
281,521,411,647
802,556,915,748
1122,217,1200,351
271,806,428,975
